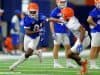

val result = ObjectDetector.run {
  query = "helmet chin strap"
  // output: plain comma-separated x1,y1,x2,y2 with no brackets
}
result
30,15,38,20
29,11,39,20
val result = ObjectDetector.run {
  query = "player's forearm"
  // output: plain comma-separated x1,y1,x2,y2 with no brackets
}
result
49,17,62,23
87,16,96,26
79,26,85,43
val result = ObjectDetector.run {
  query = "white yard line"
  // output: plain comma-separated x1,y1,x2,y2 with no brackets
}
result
0,70,99,73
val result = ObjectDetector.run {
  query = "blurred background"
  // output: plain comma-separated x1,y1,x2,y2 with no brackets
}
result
0,0,95,54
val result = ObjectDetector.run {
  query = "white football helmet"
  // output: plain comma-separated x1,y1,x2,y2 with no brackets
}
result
56,0,67,8
95,0,100,9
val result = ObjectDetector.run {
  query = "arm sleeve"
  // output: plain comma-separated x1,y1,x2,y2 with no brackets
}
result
89,9,96,18
50,10,57,18
67,16,81,30
40,14,47,22
24,17,31,29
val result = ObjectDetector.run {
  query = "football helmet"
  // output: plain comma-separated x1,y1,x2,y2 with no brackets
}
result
27,2,39,18
61,7,74,20
95,0,100,9
56,0,67,8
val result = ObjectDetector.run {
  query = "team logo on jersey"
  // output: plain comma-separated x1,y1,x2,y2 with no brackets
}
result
33,24,40,32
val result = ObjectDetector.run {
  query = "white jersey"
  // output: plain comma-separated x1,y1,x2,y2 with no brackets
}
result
10,15,20,34
66,16,90,53
66,16,88,38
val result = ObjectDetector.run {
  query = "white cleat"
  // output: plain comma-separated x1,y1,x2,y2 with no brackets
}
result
89,66,100,69
37,50,42,63
54,63,64,68
66,63,78,69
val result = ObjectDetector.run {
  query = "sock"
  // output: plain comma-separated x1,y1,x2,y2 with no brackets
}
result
33,49,42,55
10,53,27,69
54,59,58,64
90,59,96,67
66,58,72,65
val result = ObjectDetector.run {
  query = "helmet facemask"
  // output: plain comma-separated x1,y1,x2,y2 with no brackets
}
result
27,3,39,19
95,0,100,10
56,0,67,9
95,2,100,9
29,9,38,19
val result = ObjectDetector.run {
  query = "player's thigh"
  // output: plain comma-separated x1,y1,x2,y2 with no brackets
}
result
97,32,100,46
91,32,100,47
28,36,40,50
63,34,70,46
24,35,32,51
82,35,90,48
54,33,62,45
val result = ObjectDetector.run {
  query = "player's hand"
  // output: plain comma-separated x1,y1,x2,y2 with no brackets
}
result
52,33,57,40
77,44,83,53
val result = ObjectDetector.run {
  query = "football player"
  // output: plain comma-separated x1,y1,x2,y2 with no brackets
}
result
50,1,87,74
10,9,21,54
61,7,91,68
50,0,71,68
61,7,88,75
87,0,100,69
9,2,48,70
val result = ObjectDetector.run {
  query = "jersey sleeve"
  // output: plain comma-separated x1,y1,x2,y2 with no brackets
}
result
50,9,57,18
66,16,81,30
11,15,18,23
24,16,31,29
39,13,47,22
89,8,96,18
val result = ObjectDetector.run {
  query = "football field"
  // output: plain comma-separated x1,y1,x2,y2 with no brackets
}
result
0,53,100,75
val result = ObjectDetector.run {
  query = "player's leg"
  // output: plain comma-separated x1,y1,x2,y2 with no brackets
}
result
37,36,48,52
67,51,88,74
9,35,41,70
63,34,77,68
89,33,100,69
79,35,91,58
32,36,42,63
53,33,63,68
9,35,33,70
63,35,88,74
11,34,20,54
89,47,100,69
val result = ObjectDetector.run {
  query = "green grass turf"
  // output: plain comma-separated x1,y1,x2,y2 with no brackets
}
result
0,57,100,75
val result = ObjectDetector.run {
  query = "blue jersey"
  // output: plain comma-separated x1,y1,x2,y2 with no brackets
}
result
50,7,67,33
89,8,100,32
24,13,47,39
0,16,2,33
